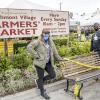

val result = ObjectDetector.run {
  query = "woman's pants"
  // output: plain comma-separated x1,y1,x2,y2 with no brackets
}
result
35,60,56,91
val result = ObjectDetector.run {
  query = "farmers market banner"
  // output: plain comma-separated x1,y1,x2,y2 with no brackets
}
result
0,8,69,38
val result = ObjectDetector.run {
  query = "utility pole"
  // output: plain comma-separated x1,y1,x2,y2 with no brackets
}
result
60,2,62,11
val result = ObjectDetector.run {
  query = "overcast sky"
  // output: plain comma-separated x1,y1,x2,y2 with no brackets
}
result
0,0,100,14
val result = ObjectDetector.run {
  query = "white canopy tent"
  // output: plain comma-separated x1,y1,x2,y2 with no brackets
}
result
71,9,100,26
7,0,55,10
80,14,100,26
89,14,100,24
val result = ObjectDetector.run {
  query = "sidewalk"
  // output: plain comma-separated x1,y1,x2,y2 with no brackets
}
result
0,80,100,100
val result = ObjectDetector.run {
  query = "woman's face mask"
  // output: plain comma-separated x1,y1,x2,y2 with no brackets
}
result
43,33,49,42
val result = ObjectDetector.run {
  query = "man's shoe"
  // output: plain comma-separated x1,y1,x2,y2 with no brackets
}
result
34,79,39,88
41,91,50,100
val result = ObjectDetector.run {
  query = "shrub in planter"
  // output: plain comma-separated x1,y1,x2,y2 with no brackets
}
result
57,45,67,57
5,68,21,81
13,42,30,53
0,56,12,87
53,38,68,46
13,48,32,78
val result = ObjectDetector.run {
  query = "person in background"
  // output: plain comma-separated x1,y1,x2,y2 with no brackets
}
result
27,29,63,100
85,29,89,41
90,23,100,55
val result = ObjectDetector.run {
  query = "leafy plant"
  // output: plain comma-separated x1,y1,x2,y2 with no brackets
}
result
13,48,32,69
13,48,32,78
0,56,12,88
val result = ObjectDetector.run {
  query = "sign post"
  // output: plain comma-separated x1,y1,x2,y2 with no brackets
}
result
0,41,4,56
4,39,8,56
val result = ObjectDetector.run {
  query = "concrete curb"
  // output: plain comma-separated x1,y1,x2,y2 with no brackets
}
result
0,79,67,100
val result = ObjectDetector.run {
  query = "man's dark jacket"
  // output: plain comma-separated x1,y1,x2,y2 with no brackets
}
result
90,30,100,51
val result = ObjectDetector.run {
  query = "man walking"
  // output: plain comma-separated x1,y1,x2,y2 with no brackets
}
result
90,23,100,55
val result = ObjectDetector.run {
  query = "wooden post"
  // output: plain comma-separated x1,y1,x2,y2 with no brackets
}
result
4,39,8,56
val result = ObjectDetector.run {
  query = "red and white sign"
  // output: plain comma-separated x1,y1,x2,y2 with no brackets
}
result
0,8,69,38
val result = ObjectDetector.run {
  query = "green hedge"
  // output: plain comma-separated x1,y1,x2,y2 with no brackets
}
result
13,38,68,53
13,42,30,53
13,37,91,57
57,41,91,57
53,38,68,46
